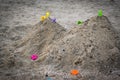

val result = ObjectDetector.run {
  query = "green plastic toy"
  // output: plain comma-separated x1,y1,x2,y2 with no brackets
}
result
77,20,83,25
98,10,103,17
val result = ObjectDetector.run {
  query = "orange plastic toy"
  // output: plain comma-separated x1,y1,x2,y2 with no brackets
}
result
70,69,79,75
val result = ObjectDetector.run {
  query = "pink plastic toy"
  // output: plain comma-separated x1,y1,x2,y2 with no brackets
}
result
31,54,38,60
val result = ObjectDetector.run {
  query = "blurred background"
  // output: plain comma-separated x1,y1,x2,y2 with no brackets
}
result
0,0,120,29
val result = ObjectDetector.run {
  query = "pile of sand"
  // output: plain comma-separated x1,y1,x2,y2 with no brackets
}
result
0,16,120,80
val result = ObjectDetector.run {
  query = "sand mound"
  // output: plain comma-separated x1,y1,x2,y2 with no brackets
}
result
0,16,120,80
43,16,120,80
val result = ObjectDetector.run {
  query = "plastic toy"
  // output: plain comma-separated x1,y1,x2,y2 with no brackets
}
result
31,54,38,60
51,18,56,23
46,12,50,18
41,16,46,21
46,77,52,80
77,20,83,25
98,10,103,17
71,69,79,75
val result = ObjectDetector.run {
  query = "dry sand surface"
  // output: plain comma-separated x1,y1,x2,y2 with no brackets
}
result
0,0,120,80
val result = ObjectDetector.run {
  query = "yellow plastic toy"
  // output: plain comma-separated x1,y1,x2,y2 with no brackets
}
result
41,16,46,21
46,12,50,18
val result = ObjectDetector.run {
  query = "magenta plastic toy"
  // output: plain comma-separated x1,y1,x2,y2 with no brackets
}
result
31,54,38,60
